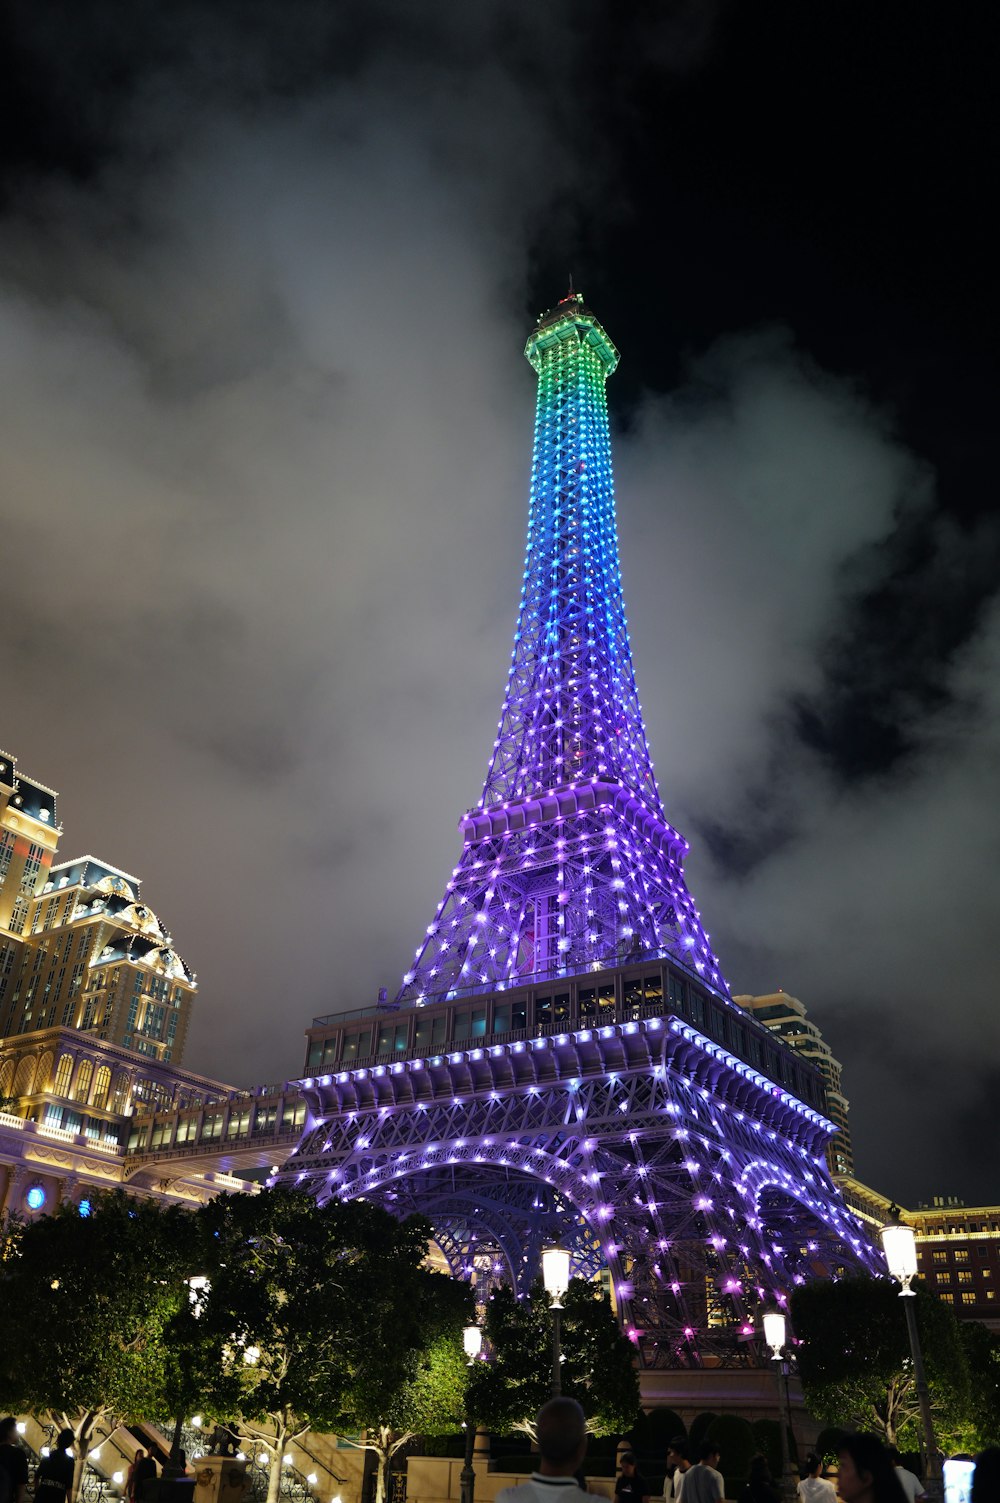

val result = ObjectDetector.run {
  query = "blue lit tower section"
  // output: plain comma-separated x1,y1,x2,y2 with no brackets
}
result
398,294,726,1004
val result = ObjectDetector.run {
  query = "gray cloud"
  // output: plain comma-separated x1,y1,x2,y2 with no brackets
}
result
0,3,995,1204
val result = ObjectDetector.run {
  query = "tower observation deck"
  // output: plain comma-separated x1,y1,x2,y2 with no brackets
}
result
285,297,880,1367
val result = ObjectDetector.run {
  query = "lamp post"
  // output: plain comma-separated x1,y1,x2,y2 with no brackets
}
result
460,1324,483,1503
762,1307,795,1503
542,1244,571,1397
880,1213,942,1503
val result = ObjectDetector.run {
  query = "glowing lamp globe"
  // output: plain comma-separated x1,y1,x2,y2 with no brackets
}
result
542,1245,571,1303
463,1324,483,1361
880,1221,918,1284
762,1307,787,1357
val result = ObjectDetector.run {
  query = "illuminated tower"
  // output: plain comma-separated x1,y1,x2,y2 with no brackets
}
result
398,295,726,1004
288,298,881,1367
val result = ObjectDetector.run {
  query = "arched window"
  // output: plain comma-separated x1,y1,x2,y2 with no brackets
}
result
111,1070,131,1114
0,1058,16,1099
34,1052,54,1093
73,1059,94,1104
13,1056,35,1097
91,1066,111,1111
53,1054,73,1096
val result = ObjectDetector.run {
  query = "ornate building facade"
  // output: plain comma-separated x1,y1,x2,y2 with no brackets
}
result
1,746,196,1063
734,992,853,1176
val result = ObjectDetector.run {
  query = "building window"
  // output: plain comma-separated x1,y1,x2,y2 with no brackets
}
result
932,1250,948,1264
91,1066,111,1111
341,1028,372,1062
414,1014,447,1053
955,1250,970,1264
377,1022,408,1056
73,1059,94,1104
961,1293,976,1305
935,1274,951,1286
53,1054,73,1096
493,999,526,1034
957,1271,973,1284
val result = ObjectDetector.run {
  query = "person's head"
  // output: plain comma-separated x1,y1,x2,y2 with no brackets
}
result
57,1431,74,1455
836,1433,900,1503
699,1443,721,1468
667,1440,688,1471
748,1455,772,1486
620,1453,637,1477
804,1456,823,1479
135,1451,145,1462
0,1418,18,1446
536,1398,588,1476
886,1450,902,1468
973,1449,1000,1503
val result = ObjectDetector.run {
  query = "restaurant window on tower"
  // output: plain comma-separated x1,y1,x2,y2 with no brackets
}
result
415,1013,448,1053
492,999,527,1035
453,1006,486,1042
535,993,569,1029
377,1021,409,1056
341,1028,372,1063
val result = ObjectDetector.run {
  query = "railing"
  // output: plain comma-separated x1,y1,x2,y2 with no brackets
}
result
125,1125,302,1168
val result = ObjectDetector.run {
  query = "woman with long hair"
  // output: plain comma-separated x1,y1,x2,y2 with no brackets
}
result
835,1435,907,1503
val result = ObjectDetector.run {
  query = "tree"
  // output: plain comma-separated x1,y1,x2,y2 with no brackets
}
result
791,1276,969,1447
335,1272,473,1503
957,1322,1000,1450
0,1192,200,1498
467,1279,639,1438
192,1189,470,1503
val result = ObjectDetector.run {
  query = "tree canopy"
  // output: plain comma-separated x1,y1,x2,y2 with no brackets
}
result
0,1191,200,1480
190,1189,472,1503
467,1278,639,1436
791,1276,969,1447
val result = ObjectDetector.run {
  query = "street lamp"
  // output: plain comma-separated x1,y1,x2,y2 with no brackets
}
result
880,1211,942,1503
460,1324,483,1503
542,1244,571,1397
762,1307,795,1503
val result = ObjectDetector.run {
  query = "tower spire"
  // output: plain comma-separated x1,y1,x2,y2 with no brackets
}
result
397,299,728,1005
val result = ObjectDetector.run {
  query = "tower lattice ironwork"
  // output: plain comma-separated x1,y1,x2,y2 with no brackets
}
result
284,295,881,1365
398,296,726,1004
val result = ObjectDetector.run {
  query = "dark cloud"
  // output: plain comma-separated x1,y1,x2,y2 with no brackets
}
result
1,2,996,1207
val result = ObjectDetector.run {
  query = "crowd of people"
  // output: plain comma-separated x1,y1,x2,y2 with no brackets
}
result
493,1401,1000,1503
1,1409,999,1503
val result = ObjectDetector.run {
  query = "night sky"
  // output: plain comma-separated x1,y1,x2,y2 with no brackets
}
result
1,3,997,1204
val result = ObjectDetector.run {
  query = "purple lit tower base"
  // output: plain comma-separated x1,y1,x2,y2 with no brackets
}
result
284,297,881,1366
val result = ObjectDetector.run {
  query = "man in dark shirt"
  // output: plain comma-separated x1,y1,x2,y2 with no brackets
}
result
616,1454,651,1503
0,1417,29,1503
35,1429,75,1503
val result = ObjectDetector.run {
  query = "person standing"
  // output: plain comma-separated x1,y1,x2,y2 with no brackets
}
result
887,1450,927,1503
495,1398,593,1503
835,1434,907,1503
0,1418,29,1503
739,1455,780,1503
616,1454,652,1503
797,1455,836,1503
679,1444,724,1503
35,1431,75,1503
664,1441,691,1502
132,1451,158,1503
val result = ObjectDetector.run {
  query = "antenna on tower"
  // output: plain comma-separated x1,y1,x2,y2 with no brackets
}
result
559,274,581,307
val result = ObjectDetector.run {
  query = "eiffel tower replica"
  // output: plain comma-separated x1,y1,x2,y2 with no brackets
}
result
286,294,880,1365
